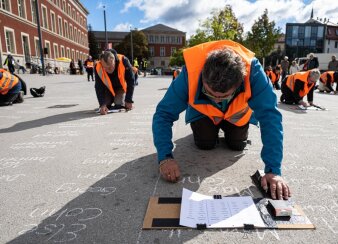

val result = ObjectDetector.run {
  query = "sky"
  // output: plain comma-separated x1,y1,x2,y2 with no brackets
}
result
80,0,338,38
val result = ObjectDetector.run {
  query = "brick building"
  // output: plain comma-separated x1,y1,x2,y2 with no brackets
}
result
93,24,186,69
0,0,89,69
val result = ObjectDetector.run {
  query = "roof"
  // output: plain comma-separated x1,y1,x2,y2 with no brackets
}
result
92,31,129,40
141,24,185,34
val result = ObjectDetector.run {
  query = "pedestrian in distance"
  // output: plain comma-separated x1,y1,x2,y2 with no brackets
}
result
304,53,319,70
328,55,338,71
78,59,84,75
280,69,321,107
84,55,95,81
152,40,291,200
289,60,300,74
3,53,15,74
94,49,135,115
69,59,77,75
15,60,27,74
280,56,289,80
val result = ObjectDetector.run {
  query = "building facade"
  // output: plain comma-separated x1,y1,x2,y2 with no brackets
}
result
93,24,186,69
0,0,89,68
285,16,338,60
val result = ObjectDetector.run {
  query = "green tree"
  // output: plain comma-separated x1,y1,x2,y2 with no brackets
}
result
115,30,149,62
244,9,281,63
87,24,100,60
188,5,244,47
169,48,185,67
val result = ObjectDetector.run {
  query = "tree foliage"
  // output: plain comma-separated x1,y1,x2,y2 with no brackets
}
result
87,24,100,60
115,30,149,62
169,48,185,67
188,5,244,47
244,9,281,61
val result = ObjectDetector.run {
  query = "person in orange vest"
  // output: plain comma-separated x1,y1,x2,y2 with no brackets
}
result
0,69,24,106
318,71,338,94
280,69,321,107
95,49,135,115
153,40,291,200
267,65,281,90
84,55,95,81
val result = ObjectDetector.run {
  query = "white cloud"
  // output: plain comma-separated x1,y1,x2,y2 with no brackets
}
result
113,23,132,32
122,0,338,38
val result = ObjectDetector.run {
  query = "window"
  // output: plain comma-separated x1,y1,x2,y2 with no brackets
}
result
335,42,338,49
161,60,165,66
58,16,63,36
66,48,70,58
60,45,65,57
68,4,71,16
160,36,165,43
5,28,15,53
335,30,338,36
149,35,154,43
34,38,40,56
31,0,37,24
45,41,51,58
171,36,175,43
160,47,165,57
18,0,26,18
292,26,298,38
155,36,159,43
71,49,75,60
171,47,176,56
53,43,59,58
311,26,317,38
50,11,56,32
64,21,68,38
62,0,65,12
176,36,181,44
41,5,48,29
0,0,10,11
69,24,73,40
305,26,311,38
149,46,154,57
74,27,77,42
166,36,170,43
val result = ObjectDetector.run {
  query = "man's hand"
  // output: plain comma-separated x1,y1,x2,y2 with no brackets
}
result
99,105,108,115
261,173,291,200
159,159,181,182
125,102,133,110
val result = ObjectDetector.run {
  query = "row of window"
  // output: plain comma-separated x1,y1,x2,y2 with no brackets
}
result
148,46,177,57
286,38,324,47
287,25,325,39
0,0,87,29
4,28,87,61
148,35,183,44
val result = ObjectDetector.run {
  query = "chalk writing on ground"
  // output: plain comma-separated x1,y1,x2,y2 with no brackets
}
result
55,183,116,196
10,141,71,149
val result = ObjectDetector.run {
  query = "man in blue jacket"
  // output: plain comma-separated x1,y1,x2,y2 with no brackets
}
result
152,40,291,200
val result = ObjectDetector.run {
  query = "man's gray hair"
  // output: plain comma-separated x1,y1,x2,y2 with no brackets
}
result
309,69,321,81
202,47,247,92
100,51,115,63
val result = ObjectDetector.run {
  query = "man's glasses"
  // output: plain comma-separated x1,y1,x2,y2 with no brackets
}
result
201,85,236,101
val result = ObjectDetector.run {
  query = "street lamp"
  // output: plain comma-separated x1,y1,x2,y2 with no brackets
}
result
103,5,108,49
130,25,134,64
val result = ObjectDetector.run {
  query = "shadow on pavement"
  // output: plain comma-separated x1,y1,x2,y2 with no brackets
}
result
7,135,248,243
277,102,307,114
0,110,97,133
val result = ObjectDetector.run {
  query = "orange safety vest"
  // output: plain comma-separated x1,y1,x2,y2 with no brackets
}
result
0,69,19,95
183,40,254,126
320,71,334,85
87,61,94,68
95,54,127,96
286,71,314,98
269,71,280,84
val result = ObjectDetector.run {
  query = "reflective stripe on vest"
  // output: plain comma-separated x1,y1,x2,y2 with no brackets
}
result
183,40,254,126
320,71,334,85
286,71,314,98
95,54,127,96
0,69,19,95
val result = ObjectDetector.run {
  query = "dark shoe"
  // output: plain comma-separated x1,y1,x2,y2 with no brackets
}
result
227,140,247,151
13,91,24,103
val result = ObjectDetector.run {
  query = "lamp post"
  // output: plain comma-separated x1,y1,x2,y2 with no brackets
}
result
34,0,45,76
130,26,134,64
103,5,108,49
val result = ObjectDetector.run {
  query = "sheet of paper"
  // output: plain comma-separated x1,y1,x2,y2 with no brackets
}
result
180,188,265,228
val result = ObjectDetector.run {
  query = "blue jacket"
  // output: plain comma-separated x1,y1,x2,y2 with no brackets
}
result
152,58,283,176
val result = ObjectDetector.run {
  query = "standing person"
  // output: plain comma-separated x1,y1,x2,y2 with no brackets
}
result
69,59,76,74
280,69,320,107
306,53,319,70
78,59,84,75
328,55,338,71
280,56,289,80
152,40,291,200
132,65,139,86
289,60,300,74
84,56,94,81
3,53,15,74
94,49,135,115
0,69,24,106
318,71,338,94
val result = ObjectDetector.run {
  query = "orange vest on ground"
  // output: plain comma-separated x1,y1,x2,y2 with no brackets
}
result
320,71,334,85
86,61,94,68
286,71,314,98
0,69,19,95
183,40,254,126
95,54,127,96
